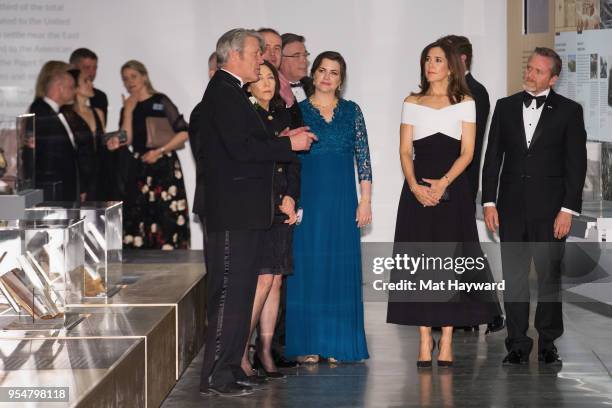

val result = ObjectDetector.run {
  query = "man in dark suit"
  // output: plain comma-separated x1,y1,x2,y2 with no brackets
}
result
194,29,315,397
29,61,79,201
439,35,504,334
482,47,587,366
278,33,313,124
69,48,108,125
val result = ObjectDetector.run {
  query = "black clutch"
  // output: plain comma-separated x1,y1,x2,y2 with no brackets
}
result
417,180,450,202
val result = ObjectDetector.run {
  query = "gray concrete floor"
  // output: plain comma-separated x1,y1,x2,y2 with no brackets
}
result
161,301,612,408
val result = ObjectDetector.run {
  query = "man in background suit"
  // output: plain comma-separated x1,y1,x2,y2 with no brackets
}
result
69,48,108,125
195,29,316,397
440,34,504,334
29,61,79,201
482,47,587,366
279,33,313,124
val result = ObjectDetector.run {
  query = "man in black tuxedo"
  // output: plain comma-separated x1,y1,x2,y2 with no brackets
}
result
195,29,315,397
29,61,79,201
278,33,313,124
69,48,108,125
482,47,587,366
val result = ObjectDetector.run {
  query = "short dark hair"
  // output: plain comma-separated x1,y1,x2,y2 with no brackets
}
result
69,48,98,64
533,47,562,77
439,35,472,70
281,33,305,50
257,27,280,37
311,51,347,98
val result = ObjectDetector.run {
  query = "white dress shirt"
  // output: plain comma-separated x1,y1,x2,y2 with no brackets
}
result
43,96,76,148
483,88,578,216
290,82,307,103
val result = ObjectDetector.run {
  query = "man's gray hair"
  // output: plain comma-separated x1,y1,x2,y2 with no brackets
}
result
216,28,264,67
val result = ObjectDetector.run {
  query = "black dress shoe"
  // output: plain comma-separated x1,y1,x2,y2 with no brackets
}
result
538,348,562,365
200,382,253,397
437,338,453,368
253,353,287,379
502,350,529,365
485,315,506,335
417,338,435,368
275,355,299,368
236,374,267,388
270,351,299,368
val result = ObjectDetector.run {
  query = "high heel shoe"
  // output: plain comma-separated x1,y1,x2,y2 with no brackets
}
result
417,338,435,368
437,339,454,368
253,353,286,379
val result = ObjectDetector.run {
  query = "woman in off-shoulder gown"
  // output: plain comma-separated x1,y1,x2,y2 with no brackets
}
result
387,40,498,368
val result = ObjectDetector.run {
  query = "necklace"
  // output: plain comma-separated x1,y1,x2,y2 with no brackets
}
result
310,97,338,110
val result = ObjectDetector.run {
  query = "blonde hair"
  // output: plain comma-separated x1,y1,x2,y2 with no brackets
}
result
121,60,156,94
34,60,70,98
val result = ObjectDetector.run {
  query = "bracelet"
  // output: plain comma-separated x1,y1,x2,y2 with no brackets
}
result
158,147,166,154
443,175,450,185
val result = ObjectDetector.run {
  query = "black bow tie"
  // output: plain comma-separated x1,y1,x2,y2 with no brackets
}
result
290,82,302,88
523,92,546,108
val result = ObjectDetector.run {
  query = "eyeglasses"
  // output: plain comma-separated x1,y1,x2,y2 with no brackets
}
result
282,52,310,60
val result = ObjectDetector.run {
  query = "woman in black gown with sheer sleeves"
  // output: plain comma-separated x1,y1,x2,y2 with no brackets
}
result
119,60,190,250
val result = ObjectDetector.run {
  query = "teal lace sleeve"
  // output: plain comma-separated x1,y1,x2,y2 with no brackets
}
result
354,103,372,182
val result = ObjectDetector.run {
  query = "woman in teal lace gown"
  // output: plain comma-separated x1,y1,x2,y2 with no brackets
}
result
285,51,371,362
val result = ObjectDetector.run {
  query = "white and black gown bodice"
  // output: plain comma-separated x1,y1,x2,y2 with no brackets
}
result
401,100,475,181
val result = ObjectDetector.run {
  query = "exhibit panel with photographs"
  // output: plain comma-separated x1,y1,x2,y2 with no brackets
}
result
555,0,612,142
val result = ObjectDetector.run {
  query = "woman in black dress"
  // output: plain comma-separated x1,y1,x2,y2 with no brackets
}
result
62,68,105,202
119,60,190,249
239,61,301,379
387,41,498,367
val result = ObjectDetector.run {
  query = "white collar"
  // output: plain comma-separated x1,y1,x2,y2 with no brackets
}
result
43,96,61,113
221,69,244,87
526,88,550,98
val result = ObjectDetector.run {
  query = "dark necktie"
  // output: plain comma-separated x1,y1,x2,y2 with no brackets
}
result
523,92,546,108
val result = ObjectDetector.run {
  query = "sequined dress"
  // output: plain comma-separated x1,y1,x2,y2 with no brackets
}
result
285,98,371,361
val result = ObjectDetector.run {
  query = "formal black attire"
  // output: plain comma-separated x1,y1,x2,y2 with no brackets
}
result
464,72,490,201
481,89,587,355
62,106,104,200
254,104,301,275
195,70,296,391
120,93,191,249
28,98,79,201
90,88,108,125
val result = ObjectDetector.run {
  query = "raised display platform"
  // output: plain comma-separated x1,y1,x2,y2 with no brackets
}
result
0,250,206,408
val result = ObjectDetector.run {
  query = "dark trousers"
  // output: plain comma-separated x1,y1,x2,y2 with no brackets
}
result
499,216,564,355
200,229,262,390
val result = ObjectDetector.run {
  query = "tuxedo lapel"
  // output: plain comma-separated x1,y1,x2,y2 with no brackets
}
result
529,90,556,150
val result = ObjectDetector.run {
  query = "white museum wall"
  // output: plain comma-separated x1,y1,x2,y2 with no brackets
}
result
0,0,507,247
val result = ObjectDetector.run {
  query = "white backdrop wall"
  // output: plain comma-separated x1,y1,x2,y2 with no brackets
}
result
0,0,507,248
